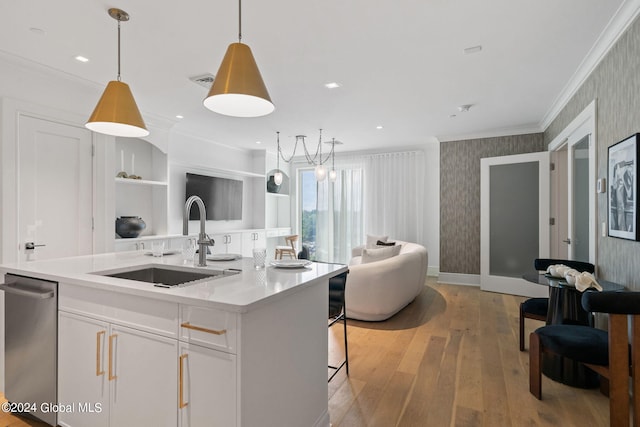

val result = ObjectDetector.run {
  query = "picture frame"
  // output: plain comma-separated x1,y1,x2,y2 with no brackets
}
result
608,133,639,240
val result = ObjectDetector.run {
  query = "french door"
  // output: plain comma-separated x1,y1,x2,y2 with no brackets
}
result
480,152,550,297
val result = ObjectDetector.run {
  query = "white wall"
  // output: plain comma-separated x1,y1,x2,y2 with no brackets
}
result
166,131,263,235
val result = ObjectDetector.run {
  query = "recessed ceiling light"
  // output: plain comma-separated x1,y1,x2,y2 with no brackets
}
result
324,82,342,89
176,115,184,119
457,104,473,112
255,141,262,144
376,125,383,130
29,27,45,36
463,45,482,55
449,114,457,118
75,56,90,63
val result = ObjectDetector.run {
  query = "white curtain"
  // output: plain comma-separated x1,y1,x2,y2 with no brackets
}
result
363,151,424,244
315,158,365,263
295,150,424,264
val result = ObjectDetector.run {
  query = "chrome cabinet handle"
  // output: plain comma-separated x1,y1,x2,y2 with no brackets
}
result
25,242,46,250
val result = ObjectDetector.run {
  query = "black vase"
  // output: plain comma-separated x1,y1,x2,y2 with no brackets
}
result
266,175,281,193
115,216,146,238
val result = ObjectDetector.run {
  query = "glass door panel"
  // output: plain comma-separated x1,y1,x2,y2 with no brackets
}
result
571,136,590,262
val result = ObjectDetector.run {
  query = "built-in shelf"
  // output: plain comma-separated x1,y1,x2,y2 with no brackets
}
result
115,177,168,187
267,192,289,198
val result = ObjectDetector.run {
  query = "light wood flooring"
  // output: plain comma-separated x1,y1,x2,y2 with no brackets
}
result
2,278,610,427
328,277,610,426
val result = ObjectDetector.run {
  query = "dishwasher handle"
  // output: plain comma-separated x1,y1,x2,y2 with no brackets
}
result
0,282,55,299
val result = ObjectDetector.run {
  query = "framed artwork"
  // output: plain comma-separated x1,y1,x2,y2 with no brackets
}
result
608,133,639,240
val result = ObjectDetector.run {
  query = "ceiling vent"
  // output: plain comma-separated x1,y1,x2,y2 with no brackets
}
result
189,73,215,89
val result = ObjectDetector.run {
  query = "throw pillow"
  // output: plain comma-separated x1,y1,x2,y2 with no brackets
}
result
361,245,402,264
376,240,395,247
366,234,388,249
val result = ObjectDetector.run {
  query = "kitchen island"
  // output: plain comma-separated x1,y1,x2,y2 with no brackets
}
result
1,252,347,427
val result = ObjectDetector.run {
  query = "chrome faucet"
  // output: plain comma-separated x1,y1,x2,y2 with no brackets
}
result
183,195,215,267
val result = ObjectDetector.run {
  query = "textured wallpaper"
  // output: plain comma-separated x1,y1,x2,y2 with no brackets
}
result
544,14,640,290
440,134,544,274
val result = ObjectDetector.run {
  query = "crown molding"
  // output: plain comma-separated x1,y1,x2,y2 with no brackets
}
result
436,125,542,143
539,0,640,131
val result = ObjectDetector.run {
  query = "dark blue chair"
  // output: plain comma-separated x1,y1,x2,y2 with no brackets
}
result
530,291,640,427
519,258,595,351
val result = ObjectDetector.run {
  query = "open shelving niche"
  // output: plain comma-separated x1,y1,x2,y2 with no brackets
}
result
114,137,168,242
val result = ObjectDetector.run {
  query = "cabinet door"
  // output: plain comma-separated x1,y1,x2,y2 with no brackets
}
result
211,233,242,254
109,325,178,427
58,312,110,427
242,231,266,257
226,233,242,254
114,240,141,252
178,342,236,427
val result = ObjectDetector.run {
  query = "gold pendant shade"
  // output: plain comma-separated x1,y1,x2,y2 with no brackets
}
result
204,42,274,117
86,80,149,137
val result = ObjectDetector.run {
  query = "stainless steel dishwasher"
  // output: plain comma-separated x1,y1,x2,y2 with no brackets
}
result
1,273,57,426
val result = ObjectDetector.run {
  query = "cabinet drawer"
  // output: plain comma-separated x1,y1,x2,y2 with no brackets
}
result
179,305,237,353
59,283,178,338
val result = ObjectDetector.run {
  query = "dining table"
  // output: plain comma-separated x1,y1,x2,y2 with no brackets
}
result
522,271,625,388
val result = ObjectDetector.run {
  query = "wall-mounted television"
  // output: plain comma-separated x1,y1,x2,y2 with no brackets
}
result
185,173,243,221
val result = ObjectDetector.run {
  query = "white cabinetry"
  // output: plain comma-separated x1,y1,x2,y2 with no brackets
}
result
211,233,242,255
178,343,236,427
58,312,110,427
58,313,177,427
241,231,266,257
178,304,237,427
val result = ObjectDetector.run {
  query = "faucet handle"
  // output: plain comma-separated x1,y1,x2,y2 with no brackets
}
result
198,234,215,246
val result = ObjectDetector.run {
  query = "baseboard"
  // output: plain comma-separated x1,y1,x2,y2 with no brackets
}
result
437,272,480,287
314,410,330,427
427,266,439,277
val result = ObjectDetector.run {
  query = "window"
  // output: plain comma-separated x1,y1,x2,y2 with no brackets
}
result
299,169,318,260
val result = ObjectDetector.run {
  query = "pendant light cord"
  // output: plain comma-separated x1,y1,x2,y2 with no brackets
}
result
277,129,335,166
238,0,242,43
117,17,122,81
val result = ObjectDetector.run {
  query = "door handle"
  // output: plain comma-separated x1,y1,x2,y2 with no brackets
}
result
108,334,118,381
179,354,188,409
25,242,46,250
0,283,54,299
96,331,105,376
562,238,572,244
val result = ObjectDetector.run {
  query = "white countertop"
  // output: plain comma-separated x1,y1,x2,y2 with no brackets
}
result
0,252,348,312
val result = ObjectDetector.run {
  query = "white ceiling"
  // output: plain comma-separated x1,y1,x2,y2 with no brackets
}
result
0,0,631,153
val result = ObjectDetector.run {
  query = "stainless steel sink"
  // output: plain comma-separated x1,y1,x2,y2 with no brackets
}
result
94,265,239,288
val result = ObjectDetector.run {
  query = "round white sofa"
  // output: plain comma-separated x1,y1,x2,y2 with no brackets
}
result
345,240,428,321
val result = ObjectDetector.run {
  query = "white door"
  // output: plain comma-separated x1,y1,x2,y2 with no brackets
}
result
18,116,93,260
58,312,110,427
178,342,236,427
548,101,597,264
480,152,550,297
566,130,595,262
109,325,177,427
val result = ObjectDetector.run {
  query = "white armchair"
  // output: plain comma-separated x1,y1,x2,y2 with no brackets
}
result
345,241,428,321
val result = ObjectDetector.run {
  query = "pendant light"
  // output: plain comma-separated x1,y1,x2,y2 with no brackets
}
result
86,8,148,138
328,138,338,182
275,130,342,182
204,0,274,117
274,131,284,185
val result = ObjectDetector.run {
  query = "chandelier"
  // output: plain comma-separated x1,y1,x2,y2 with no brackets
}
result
274,130,342,183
